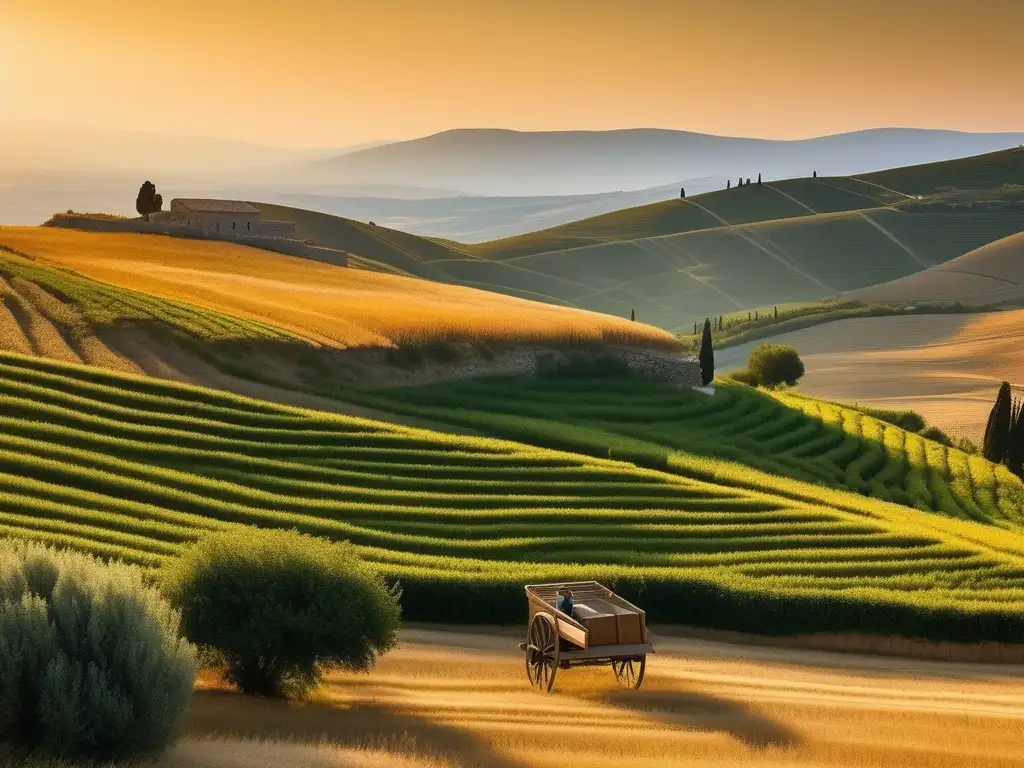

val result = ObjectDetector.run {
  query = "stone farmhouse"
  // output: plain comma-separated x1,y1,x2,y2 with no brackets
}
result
166,199,297,238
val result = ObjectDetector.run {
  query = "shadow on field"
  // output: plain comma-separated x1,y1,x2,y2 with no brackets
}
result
598,688,800,749
184,690,527,768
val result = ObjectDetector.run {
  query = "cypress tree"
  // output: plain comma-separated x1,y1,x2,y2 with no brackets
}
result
738,176,743,187
694,321,697,335
813,170,817,179
774,305,778,319
699,318,714,386
727,180,731,190
755,309,759,321
630,309,635,322
718,315,723,331
758,173,762,185
1008,398,1024,477
983,382,1014,463
680,187,685,198
747,311,751,321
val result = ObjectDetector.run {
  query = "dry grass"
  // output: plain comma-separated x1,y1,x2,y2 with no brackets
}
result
0,227,680,351
716,309,1024,442
24,627,1024,768
852,231,1024,307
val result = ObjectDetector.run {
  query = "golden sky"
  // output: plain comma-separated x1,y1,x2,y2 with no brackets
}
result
2,0,1022,148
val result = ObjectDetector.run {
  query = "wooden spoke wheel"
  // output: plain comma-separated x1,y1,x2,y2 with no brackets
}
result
524,613,559,692
611,655,646,689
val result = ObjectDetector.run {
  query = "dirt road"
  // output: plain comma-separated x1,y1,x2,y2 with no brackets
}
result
172,627,1024,768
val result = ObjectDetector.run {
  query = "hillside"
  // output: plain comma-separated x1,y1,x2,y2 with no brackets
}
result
716,310,1024,443
306,127,1024,196
345,373,1024,524
261,150,1024,330
3,350,1024,642
850,231,1024,307
0,227,677,351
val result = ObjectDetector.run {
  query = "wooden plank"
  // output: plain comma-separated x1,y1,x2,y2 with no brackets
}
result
557,617,588,648
559,643,655,662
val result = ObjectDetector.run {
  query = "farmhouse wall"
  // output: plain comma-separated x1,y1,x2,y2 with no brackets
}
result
260,220,298,238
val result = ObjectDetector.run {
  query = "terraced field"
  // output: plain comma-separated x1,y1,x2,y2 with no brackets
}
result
347,375,1024,528
256,150,1024,330
3,351,1024,640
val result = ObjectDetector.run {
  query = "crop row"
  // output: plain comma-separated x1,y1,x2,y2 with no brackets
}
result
2,351,1024,640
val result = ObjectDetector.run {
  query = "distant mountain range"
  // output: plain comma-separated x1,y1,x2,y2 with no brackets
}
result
307,127,1024,196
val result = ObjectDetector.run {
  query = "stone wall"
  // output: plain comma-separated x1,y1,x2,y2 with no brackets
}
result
604,346,703,388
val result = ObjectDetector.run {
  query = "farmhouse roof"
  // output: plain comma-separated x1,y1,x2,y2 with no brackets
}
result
173,199,260,214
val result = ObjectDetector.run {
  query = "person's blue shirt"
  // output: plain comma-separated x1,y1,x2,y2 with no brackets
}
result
557,594,573,615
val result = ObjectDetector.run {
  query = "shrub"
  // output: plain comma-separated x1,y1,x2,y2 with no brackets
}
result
0,540,196,765
921,425,953,446
747,344,804,388
161,528,401,699
725,368,760,386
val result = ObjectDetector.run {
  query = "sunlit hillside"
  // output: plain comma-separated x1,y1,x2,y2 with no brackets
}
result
2,351,1024,645
0,227,678,350
852,231,1024,307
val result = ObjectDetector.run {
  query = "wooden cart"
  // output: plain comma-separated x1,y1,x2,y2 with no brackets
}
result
519,581,654,692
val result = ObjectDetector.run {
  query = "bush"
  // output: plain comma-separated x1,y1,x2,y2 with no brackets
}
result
921,425,953,446
0,540,195,765
161,529,401,699
725,368,760,386
747,344,805,388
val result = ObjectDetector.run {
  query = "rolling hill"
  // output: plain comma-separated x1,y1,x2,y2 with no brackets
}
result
851,231,1024,307
307,127,1024,196
716,310,1024,444
0,227,676,351
3,350,1024,642
259,149,1024,331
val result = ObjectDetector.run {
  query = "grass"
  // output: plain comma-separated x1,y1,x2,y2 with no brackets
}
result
341,374,1024,530
0,227,679,351
4,350,1024,641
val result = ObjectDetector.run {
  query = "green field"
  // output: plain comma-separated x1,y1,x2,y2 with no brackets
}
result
342,374,1024,526
6,350,1024,640
256,149,1024,331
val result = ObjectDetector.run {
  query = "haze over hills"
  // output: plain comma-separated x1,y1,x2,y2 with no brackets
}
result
309,127,1024,196
260,148,1024,331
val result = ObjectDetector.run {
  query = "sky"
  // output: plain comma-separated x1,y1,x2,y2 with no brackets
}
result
2,0,1022,148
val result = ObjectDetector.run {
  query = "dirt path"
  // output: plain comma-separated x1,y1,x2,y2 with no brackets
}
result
174,627,1024,768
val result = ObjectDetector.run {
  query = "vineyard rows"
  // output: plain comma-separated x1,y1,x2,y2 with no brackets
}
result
2,351,1024,639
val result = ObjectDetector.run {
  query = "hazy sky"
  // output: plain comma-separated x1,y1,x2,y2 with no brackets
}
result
2,0,1022,148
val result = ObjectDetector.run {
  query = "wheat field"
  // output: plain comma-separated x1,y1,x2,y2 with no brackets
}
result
45,627,1024,768
0,227,678,350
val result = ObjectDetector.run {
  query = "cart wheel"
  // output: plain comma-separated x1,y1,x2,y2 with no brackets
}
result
524,613,559,693
611,655,646,689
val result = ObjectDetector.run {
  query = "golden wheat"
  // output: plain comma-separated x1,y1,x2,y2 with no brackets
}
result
0,228,680,351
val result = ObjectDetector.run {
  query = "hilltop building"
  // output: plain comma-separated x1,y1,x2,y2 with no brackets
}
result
165,199,297,238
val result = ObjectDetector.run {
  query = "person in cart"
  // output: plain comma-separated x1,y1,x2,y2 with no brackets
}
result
556,587,574,616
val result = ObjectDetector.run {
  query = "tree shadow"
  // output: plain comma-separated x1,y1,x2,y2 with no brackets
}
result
183,689,527,768
597,688,801,749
